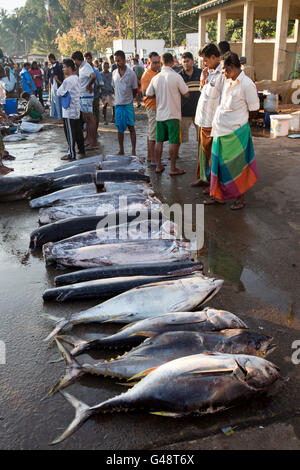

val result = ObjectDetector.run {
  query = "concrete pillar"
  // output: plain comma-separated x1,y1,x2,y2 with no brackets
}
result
272,0,291,81
198,14,206,52
242,1,255,65
198,14,206,67
217,10,227,44
295,19,300,55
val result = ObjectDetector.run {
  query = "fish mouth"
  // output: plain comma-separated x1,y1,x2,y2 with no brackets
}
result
196,280,224,308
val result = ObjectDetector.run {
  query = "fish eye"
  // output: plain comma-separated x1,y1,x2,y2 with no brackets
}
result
255,342,261,350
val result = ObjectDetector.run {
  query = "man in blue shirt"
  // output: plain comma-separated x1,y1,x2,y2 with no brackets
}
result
20,63,36,95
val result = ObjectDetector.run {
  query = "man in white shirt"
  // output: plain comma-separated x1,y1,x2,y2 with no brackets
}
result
57,59,85,160
71,50,98,150
146,53,189,175
112,50,138,156
192,43,224,188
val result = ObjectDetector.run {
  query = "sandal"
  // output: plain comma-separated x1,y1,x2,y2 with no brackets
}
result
230,201,245,210
204,198,225,205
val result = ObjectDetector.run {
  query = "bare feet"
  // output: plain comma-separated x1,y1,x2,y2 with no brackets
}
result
156,165,165,174
203,198,225,205
3,151,16,161
190,179,209,187
0,164,14,175
170,168,185,176
117,151,125,156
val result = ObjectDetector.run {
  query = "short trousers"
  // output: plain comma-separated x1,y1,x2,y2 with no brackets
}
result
156,119,181,145
146,107,156,141
115,103,135,134
102,94,115,107
181,117,197,143
80,96,93,114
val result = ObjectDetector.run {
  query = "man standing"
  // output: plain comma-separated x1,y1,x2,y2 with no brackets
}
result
20,63,36,95
179,52,201,150
146,52,189,175
141,51,161,164
101,61,115,125
71,51,98,150
84,52,103,131
57,59,85,161
131,57,144,108
112,50,138,156
192,44,224,188
48,53,64,121
109,55,117,73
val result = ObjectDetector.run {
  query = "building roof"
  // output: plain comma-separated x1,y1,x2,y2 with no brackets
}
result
179,0,231,17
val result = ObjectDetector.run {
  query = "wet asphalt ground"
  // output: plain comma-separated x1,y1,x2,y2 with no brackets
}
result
0,111,299,449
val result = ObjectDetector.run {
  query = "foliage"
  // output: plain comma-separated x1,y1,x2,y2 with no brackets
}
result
0,0,297,58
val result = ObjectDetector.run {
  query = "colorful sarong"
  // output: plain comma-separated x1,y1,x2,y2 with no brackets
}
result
115,102,135,134
196,126,212,182
210,122,258,201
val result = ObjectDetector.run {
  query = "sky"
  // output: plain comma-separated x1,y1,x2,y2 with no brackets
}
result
2,0,27,14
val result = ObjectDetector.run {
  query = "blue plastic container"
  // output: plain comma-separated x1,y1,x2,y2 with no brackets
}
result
4,98,17,115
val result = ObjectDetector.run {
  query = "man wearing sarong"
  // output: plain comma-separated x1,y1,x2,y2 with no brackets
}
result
192,44,223,188
112,50,138,156
206,52,259,210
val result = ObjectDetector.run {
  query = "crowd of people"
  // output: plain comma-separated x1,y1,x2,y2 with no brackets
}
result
0,41,259,209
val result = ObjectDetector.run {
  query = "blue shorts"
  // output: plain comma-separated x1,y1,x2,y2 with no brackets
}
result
80,96,93,114
115,103,135,134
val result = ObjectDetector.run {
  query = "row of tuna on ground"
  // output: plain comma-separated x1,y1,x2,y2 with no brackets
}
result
0,154,280,445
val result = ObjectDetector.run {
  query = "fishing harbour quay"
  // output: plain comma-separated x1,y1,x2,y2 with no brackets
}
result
0,112,299,451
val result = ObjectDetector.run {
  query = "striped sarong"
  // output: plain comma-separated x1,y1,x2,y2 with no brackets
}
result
210,122,258,201
196,126,212,183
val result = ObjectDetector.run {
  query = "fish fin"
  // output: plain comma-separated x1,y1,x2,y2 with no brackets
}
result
129,331,155,338
116,382,138,387
102,313,133,323
46,339,85,398
50,391,93,445
149,411,183,418
127,367,158,381
43,314,70,342
57,334,94,356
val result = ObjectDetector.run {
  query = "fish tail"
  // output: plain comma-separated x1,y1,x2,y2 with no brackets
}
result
50,391,94,445
46,339,85,398
43,315,71,341
57,334,96,356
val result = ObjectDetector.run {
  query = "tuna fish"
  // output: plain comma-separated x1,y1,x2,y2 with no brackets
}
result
47,329,276,397
50,190,154,207
38,196,158,225
43,220,176,264
30,209,164,249
50,353,280,444
95,170,150,183
54,261,203,286
43,271,203,302
29,184,99,209
54,155,104,171
44,275,224,340
37,163,100,180
44,239,190,269
56,308,247,355
46,173,96,192
0,175,54,201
